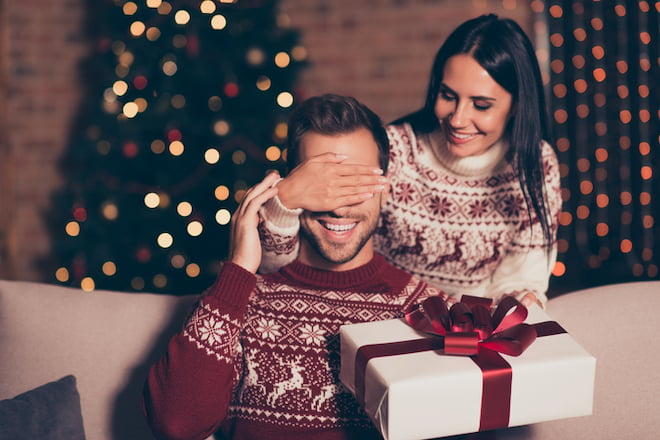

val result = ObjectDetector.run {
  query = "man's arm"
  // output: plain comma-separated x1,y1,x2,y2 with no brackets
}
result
143,264,256,440
143,173,280,440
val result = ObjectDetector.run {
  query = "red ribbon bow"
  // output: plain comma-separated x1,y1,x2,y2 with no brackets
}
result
405,294,537,356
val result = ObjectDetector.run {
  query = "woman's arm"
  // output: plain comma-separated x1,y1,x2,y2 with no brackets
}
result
489,142,562,307
487,246,557,307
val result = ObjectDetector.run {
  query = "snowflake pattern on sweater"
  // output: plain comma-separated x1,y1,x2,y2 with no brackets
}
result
377,124,561,301
145,255,442,439
257,123,562,304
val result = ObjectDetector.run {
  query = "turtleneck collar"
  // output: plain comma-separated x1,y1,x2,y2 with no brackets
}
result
421,126,510,178
280,253,388,290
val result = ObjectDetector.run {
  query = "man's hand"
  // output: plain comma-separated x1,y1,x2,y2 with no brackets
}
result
277,152,387,211
229,172,280,273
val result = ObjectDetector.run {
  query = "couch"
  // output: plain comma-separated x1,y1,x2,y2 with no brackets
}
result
0,279,198,440
2,278,659,440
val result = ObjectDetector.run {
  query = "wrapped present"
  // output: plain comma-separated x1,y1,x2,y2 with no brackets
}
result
339,295,596,440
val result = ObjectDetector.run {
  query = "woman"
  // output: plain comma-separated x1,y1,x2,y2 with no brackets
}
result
256,14,561,307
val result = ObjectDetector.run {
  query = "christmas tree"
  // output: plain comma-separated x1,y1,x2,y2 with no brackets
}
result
45,0,306,294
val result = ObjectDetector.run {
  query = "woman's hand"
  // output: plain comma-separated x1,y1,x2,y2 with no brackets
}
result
277,152,387,211
519,292,543,308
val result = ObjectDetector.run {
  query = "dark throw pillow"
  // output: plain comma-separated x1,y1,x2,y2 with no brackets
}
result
0,375,86,440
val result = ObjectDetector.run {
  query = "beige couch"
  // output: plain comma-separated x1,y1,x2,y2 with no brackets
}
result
0,279,198,440
2,278,659,440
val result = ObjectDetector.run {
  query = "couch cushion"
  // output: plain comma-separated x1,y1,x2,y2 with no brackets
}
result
0,375,85,440
0,280,199,440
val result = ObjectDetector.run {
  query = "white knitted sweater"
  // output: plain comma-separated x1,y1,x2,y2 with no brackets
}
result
258,123,562,305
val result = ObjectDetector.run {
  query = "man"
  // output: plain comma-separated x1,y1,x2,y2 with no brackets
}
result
143,95,446,440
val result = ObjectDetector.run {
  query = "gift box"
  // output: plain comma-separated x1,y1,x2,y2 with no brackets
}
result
339,296,596,440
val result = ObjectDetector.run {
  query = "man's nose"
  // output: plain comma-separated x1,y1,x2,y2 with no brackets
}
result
330,206,350,217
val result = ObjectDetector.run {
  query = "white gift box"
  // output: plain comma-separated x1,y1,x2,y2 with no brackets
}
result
339,304,596,440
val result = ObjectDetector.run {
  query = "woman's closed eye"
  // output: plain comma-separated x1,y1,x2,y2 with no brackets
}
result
438,88,455,102
439,88,493,112
472,100,492,111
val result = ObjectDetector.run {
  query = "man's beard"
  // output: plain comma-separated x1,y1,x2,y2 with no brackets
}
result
299,215,378,265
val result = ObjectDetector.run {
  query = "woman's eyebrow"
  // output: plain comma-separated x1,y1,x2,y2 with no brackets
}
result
470,96,497,101
439,84,497,101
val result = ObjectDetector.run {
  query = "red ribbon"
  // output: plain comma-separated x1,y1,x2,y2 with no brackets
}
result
404,295,537,356
353,295,566,433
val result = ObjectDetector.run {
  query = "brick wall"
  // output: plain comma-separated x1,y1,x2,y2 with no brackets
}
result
0,0,533,283
1,0,88,281
278,0,534,122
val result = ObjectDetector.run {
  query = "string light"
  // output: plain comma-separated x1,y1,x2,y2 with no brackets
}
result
211,15,227,30
65,221,80,237
171,254,186,269
81,277,95,292
55,267,69,282
265,146,282,161
144,192,160,208
187,220,203,237
177,201,193,217
204,148,220,164
200,1,216,14
214,186,230,201
102,262,117,276
174,10,191,25
277,91,294,108
168,140,184,156
216,209,231,225
157,233,174,248
546,0,658,286
186,263,201,277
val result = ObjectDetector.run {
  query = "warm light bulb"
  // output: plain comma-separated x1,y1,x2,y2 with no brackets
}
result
158,233,174,248
123,102,139,118
215,186,229,201
174,10,191,25
55,267,69,282
205,148,220,164
216,209,231,225
177,201,193,217
144,192,160,208
211,15,227,30
81,277,95,292
187,221,203,237
169,140,184,156
66,221,80,237
277,92,294,108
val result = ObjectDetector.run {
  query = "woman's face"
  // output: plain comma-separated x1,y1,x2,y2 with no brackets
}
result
434,54,513,158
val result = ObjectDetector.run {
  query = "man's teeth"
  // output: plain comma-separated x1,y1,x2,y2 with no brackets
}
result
322,222,357,232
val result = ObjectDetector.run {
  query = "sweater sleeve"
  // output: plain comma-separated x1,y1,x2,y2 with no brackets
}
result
487,141,562,306
487,246,556,306
257,194,302,274
143,263,256,440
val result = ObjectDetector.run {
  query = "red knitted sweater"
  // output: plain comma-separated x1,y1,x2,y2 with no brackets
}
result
144,254,442,440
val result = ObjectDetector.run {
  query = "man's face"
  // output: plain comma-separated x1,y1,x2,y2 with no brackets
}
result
297,128,388,271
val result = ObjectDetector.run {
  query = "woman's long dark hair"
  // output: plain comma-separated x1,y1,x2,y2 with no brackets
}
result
394,14,555,252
